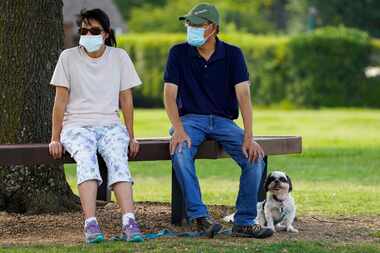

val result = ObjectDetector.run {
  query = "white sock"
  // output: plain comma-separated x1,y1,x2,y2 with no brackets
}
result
122,212,135,226
85,217,97,227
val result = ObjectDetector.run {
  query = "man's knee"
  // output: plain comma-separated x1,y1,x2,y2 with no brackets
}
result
172,142,194,166
243,156,265,173
255,156,265,167
173,141,192,155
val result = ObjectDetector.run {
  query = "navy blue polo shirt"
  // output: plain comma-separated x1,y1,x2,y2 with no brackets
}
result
164,38,249,120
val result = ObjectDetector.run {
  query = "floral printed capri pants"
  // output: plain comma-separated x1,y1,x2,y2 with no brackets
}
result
60,124,132,189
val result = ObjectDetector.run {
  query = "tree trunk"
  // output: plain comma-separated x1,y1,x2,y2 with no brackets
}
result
0,0,79,213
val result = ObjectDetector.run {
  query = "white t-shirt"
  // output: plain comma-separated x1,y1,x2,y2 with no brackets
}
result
50,46,141,129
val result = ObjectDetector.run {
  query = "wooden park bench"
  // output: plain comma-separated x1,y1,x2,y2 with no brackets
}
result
0,136,301,225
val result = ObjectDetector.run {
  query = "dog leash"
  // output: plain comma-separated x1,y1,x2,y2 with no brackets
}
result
110,228,233,241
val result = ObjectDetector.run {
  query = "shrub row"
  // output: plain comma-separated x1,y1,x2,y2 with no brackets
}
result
118,27,380,108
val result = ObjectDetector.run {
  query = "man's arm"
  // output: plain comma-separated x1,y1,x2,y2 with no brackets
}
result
235,82,264,162
119,88,139,158
163,83,191,154
236,82,253,139
49,86,69,159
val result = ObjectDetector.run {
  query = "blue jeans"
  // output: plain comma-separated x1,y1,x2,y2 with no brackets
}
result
170,114,265,226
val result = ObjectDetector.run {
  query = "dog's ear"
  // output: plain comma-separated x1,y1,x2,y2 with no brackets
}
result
286,175,293,192
264,173,272,192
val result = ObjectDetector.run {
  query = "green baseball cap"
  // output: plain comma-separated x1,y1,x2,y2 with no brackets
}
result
179,3,220,26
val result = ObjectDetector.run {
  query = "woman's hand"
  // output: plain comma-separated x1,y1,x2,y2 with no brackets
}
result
129,138,140,158
49,141,64,159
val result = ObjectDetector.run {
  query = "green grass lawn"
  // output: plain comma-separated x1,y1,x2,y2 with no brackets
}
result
1,240,379,253
65,108,380,216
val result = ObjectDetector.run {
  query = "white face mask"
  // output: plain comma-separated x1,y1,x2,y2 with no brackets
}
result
79,35,104,53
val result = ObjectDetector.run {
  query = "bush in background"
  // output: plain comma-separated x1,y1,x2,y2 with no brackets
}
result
286,26,371,107
118,27,380,108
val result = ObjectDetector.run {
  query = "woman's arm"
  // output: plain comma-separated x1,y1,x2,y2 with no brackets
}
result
49,86,69,159
119,88,139,158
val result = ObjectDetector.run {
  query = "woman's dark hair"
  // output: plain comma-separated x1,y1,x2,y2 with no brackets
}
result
77,8,117,47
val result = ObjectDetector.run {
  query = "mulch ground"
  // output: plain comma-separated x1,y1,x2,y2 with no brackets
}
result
1,202,379,246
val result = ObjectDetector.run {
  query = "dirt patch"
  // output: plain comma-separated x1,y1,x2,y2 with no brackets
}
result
0,202,379,246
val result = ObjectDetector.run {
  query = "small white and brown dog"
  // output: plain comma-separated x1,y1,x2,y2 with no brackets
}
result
223,171,298,233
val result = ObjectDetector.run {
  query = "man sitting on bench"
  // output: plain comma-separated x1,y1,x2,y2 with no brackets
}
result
163,3,273,239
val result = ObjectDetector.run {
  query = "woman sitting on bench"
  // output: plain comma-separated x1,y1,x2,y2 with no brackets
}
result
48,9,143,244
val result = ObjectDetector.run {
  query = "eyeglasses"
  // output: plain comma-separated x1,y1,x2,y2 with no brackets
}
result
79,27,104,35
184,21,211,29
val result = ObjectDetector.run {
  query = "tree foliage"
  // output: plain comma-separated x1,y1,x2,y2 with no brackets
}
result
115,0,380,37
120,0,288,34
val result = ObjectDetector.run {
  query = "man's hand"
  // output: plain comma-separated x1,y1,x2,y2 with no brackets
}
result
49,141,64,159
129,138,140,158
242,136,265,162
170,128,191,155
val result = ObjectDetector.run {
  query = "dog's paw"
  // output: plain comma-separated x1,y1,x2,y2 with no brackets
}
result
222,213,234,223
287,226,299,233
267,226,276,232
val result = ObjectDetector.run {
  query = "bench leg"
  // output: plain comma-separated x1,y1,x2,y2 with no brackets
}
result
171,166,186,225
258,156,268,202
97,155,111,202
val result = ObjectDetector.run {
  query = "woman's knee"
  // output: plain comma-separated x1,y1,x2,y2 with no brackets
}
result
100,124,130,147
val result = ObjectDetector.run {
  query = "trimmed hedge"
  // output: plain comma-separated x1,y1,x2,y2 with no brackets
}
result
118,34,185,107
118,27,380,108
287,27,371,107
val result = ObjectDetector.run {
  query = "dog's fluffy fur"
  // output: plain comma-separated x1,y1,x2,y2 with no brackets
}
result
223,171,298,233
257,171,298,233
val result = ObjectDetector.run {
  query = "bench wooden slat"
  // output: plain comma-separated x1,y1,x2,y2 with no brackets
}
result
0,136,301,166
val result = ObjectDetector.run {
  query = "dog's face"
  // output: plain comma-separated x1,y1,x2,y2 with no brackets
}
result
264,171,292,194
